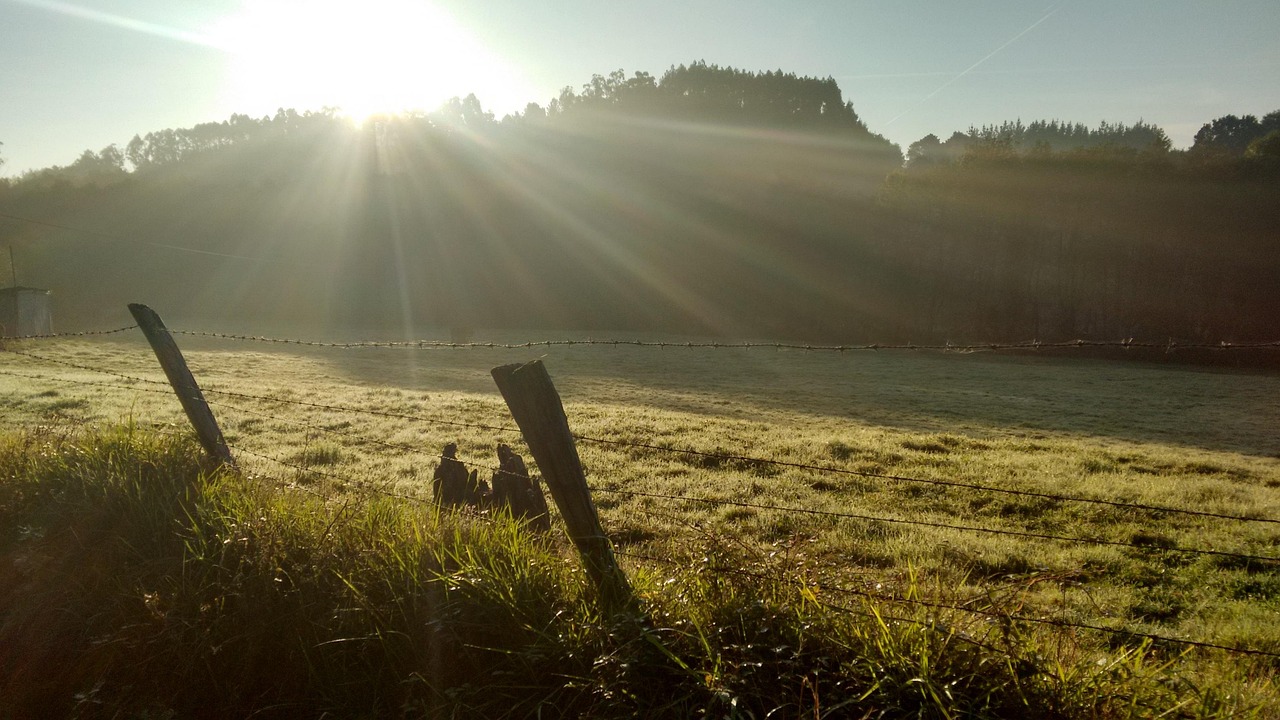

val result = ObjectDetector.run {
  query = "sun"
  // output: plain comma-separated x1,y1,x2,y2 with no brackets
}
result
214,0,529,123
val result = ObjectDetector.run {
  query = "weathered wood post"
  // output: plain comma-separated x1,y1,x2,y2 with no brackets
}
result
491,444,551,533
128,303,235,468
491,360,634,612
433,442,473,506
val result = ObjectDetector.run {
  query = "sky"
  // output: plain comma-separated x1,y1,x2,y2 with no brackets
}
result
2,0,1279,175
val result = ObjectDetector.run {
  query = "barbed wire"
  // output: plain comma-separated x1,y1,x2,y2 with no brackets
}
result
13,366,1268,565
7,321,1279,353
1,348,169,384
1,325,138,340
9,398,1276,660
614,550,1280,659
0,347,520,436
8,334,1280,664
597,487,1280,564
202,390,518,479
3,349,1276,529
569,434,1279,526
202,385,516,436
231,444,437,508
232,446,548,540
0,367,174,396
0,364,518,503
169,329,1280,352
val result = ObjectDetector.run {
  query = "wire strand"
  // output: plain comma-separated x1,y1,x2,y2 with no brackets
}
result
569,434,1279,526
10,344,1274,527
14,356,1272,565
169,329,1280,352
615,550,1280,659
598,487,1280,564
2,325,138,340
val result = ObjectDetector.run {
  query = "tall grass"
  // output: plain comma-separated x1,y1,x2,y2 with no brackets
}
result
0,425,1271,718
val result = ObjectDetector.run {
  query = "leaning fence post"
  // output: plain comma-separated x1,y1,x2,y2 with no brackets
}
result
491,360,633,612
128,303,236,468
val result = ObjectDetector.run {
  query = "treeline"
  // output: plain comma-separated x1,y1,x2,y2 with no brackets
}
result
1,64,1278,347
5,108,352,191
885,111,1280,342
906,119,1172,165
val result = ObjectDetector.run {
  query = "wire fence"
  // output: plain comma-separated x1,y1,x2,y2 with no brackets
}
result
4,346,1278,565
6,346,1275,528
2,325,139,340
9,324,1280,352
613,548,1280,659
2,324,1279,660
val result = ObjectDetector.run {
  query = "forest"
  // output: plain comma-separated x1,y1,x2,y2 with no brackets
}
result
2,62,1278,345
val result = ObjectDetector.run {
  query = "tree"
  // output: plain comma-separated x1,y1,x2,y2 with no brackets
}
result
906,134,943,167
125,135,147,170
502,102,548,125
1193,114,1263,155
433,94,494,130
1246,129,1280,161
962,119,1170,154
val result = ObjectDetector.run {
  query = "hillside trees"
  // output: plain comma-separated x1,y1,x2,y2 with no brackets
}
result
1191,110,1280,157
122,109,349,170
548,62,899,160
3,66,1279,347
1248,129,1280,159
882,129,1280,341
907,120,1171,167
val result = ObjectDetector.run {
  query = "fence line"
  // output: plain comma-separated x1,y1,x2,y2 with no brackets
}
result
3,348,171,385
1,325,138,340
10,323,1280,352
45,401,1280,659
16,395,1270,659
232,444,437,508
3,348,1277,530
167,329,1280,353
1,347,520,436
597,487,1279,564
7,366,1277,567
9,361,1276,566
0,366,518,487
201,391,520,481
5,350,1280,660
613,550,1280,660
0,367,165,394
570,434,1280,526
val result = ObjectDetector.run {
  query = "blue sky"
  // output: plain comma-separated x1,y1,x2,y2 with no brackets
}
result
2,0,1279,174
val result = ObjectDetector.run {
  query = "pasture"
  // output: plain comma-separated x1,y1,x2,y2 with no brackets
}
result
2,332,1279,716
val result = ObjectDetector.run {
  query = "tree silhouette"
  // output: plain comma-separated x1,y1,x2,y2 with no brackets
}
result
4,69,1279,347
1192,112,1280,156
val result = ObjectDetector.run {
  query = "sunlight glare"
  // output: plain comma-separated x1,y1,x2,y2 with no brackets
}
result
214,0,528,122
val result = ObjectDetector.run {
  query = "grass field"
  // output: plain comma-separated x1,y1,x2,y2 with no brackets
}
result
2,333,1279,716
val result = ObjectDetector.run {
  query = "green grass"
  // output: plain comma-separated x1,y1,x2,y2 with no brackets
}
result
1,335,1279,716
0,424,1267,718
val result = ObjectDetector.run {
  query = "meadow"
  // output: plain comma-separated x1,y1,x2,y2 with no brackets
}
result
2,331,1279,717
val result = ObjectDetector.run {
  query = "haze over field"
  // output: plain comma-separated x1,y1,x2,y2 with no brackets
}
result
1,1,1279,347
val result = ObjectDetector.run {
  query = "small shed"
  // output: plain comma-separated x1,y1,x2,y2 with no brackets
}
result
0,287,53,337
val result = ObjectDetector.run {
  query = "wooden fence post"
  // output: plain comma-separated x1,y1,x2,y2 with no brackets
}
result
491,360,634,612
128,303,236,468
